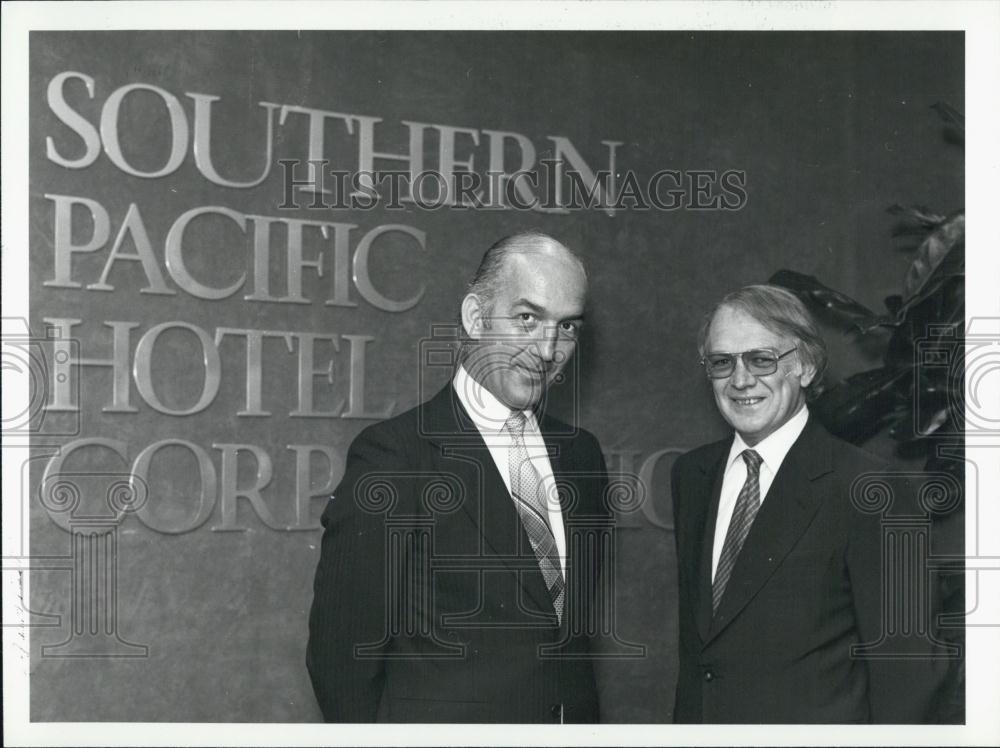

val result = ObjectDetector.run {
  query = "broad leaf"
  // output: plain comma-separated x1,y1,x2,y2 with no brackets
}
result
883,280,963,368
884,294,903,316
931,102,966,147
812,367,909,442
887,203,946,228
769,270,881,333
902,212,964,300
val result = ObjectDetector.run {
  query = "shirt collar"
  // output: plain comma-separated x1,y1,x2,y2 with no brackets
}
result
726,404,810,474
453,365,536,435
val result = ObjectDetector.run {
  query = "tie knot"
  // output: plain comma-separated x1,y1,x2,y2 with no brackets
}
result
741,449,763,474
505,410,528,437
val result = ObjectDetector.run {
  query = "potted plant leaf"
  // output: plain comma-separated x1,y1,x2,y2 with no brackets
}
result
769,103,965,723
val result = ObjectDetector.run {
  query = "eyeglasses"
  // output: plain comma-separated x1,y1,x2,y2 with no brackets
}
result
700,347,798,379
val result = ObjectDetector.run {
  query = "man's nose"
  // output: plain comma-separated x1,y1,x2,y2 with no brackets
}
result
729,356,757,388
532,327,558,362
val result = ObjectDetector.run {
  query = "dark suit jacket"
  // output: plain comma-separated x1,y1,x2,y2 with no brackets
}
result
672,417,946,723
307,385,610,723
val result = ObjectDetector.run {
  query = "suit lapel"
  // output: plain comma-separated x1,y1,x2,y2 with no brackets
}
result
705,419,833,644
539,421,573,628
524,409,578,619
537,415,572,548
694,446,728,643
421,385,554,617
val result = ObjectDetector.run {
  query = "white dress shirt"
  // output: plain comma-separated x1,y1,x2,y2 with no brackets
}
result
453,365,567,575
711,405,810,581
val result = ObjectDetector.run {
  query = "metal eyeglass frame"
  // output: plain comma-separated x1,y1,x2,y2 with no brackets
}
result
700,346,798,379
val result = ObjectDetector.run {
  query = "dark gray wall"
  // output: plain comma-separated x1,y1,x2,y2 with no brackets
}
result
27,31,963,722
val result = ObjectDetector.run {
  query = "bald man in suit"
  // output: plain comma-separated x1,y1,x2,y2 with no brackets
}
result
307,232,610,723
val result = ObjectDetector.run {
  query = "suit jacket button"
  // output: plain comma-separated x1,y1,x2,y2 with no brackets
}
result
551,704,562,718
704,670,715,682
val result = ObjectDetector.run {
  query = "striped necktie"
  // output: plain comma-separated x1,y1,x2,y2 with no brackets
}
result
504,411,565,623
712,449,763,614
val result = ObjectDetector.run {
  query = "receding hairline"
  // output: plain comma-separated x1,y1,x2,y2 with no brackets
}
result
492,234,587,278
464,233,588,310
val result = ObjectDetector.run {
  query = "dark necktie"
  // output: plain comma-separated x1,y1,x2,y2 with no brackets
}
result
712,449,763,614
504,411,565,623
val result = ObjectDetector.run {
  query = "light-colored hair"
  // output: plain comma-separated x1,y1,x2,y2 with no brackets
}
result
697,284,828,395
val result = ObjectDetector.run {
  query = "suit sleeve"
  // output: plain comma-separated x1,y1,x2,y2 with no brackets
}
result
670,457,685,545
306,423,407,722
583,429,611,606
670,454,694,723
670,454,699,618
846,473,950,723
590,430,611,521
577,429,611,641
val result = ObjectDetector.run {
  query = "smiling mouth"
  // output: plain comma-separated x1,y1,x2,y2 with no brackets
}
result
731,396,765,406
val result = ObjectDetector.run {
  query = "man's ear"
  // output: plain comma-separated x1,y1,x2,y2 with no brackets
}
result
797,360,817,389
461,293,485,339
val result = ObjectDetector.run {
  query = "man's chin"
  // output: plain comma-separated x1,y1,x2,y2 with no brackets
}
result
499,379,545,411
723,412,767,439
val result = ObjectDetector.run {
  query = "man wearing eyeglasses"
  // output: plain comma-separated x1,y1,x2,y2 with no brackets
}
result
671,284,944,724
